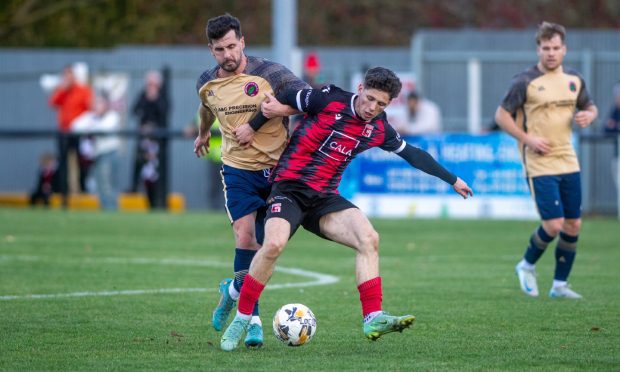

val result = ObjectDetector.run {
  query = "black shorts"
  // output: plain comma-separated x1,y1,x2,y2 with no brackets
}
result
265,180,358,239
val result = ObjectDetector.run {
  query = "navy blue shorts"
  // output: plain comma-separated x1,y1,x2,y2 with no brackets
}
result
528,172,582,220
221,164,272,225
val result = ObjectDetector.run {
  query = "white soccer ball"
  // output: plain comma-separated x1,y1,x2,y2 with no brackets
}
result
272,303,317,346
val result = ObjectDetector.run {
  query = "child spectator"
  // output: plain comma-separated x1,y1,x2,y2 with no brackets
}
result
30,153,59,207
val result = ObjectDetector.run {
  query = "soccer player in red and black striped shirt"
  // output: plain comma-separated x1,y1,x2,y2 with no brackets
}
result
220,67,473,351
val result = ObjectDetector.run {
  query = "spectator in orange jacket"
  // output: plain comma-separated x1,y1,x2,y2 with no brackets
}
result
49,65,93,205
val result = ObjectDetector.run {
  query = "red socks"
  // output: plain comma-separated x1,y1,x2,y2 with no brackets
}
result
240,275,381,318
357,277,383,317
237,274,265,315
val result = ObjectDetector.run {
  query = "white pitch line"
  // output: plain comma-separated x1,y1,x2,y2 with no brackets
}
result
0,287,215,301
0,255,340,301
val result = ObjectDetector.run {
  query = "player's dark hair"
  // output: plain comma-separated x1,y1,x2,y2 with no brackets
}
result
363,67,402,100
536,21,565,45
206,13,242,42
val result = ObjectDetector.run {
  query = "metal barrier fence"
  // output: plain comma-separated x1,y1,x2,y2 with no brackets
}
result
578,133,620,218
1,129,617,217
0,128,217,210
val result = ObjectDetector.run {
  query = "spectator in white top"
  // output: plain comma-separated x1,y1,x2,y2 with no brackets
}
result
399,91,442,135
72,93,122,210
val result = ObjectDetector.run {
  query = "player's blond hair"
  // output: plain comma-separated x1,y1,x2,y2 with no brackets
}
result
536,21,566,45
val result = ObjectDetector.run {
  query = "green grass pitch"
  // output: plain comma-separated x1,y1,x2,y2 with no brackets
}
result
1,208,618,370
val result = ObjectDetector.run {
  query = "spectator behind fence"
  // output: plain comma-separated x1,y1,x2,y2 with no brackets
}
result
129,70,169,204
604,82,620,134
397,91,442,136
71,94,122,210
139,133,160,209
30,153,59,207
184,112,224,210
48,64,93,206
604,82,620,188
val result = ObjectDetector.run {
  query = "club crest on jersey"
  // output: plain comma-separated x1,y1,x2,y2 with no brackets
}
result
362,124,374,138
335,113,343,121
569,81,577,92
271,203,282,213
244,82,259,97
319,130,360,162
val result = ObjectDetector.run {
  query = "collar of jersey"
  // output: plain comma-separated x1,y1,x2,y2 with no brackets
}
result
351,94,372,122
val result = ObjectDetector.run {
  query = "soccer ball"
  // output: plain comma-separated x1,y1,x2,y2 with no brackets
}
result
272,303,317,346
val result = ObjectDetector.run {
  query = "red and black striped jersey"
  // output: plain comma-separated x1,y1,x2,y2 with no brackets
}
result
272,85,405,194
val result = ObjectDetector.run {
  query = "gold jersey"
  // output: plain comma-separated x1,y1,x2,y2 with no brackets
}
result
196,56,309,170
500,65,593,177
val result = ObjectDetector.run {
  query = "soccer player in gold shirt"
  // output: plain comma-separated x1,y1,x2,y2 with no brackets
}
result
194,14,309,347
495,22,597,299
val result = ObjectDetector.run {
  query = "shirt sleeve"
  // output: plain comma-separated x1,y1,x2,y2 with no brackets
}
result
196,69,215,108
379,121,406,153
71,113,90,132
270,64,311,94
500,74,528,114
395,143,457,185
278,85,334,115
576,76,594,110
49,88,69,107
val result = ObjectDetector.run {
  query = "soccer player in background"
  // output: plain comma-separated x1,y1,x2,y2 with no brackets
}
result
220,67,473,351
495,22,598,299
194,13,309,348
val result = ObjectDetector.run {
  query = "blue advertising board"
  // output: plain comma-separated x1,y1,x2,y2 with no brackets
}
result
339,133,541,219
341,133,529,197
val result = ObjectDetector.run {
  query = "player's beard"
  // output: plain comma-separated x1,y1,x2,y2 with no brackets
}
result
220,56,242,72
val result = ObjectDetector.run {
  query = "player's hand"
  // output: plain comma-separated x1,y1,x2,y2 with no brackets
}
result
193,132,211,158
261,92,278,118
453,177,474,199
574,110,595,128
261,92,289,118
234,123,255,149
525,135,551,155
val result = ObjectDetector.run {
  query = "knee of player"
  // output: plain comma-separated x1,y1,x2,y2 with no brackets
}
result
234,230,256,248
262,238,287,259
563,219,582,235
360,229,380,252
543,220,564,236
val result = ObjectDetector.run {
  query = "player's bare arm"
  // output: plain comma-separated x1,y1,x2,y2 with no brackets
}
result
495,106,551,155
194,104,215,158
574,104,598,128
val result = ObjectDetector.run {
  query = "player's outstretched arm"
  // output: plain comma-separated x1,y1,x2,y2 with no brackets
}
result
395,143,473,199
